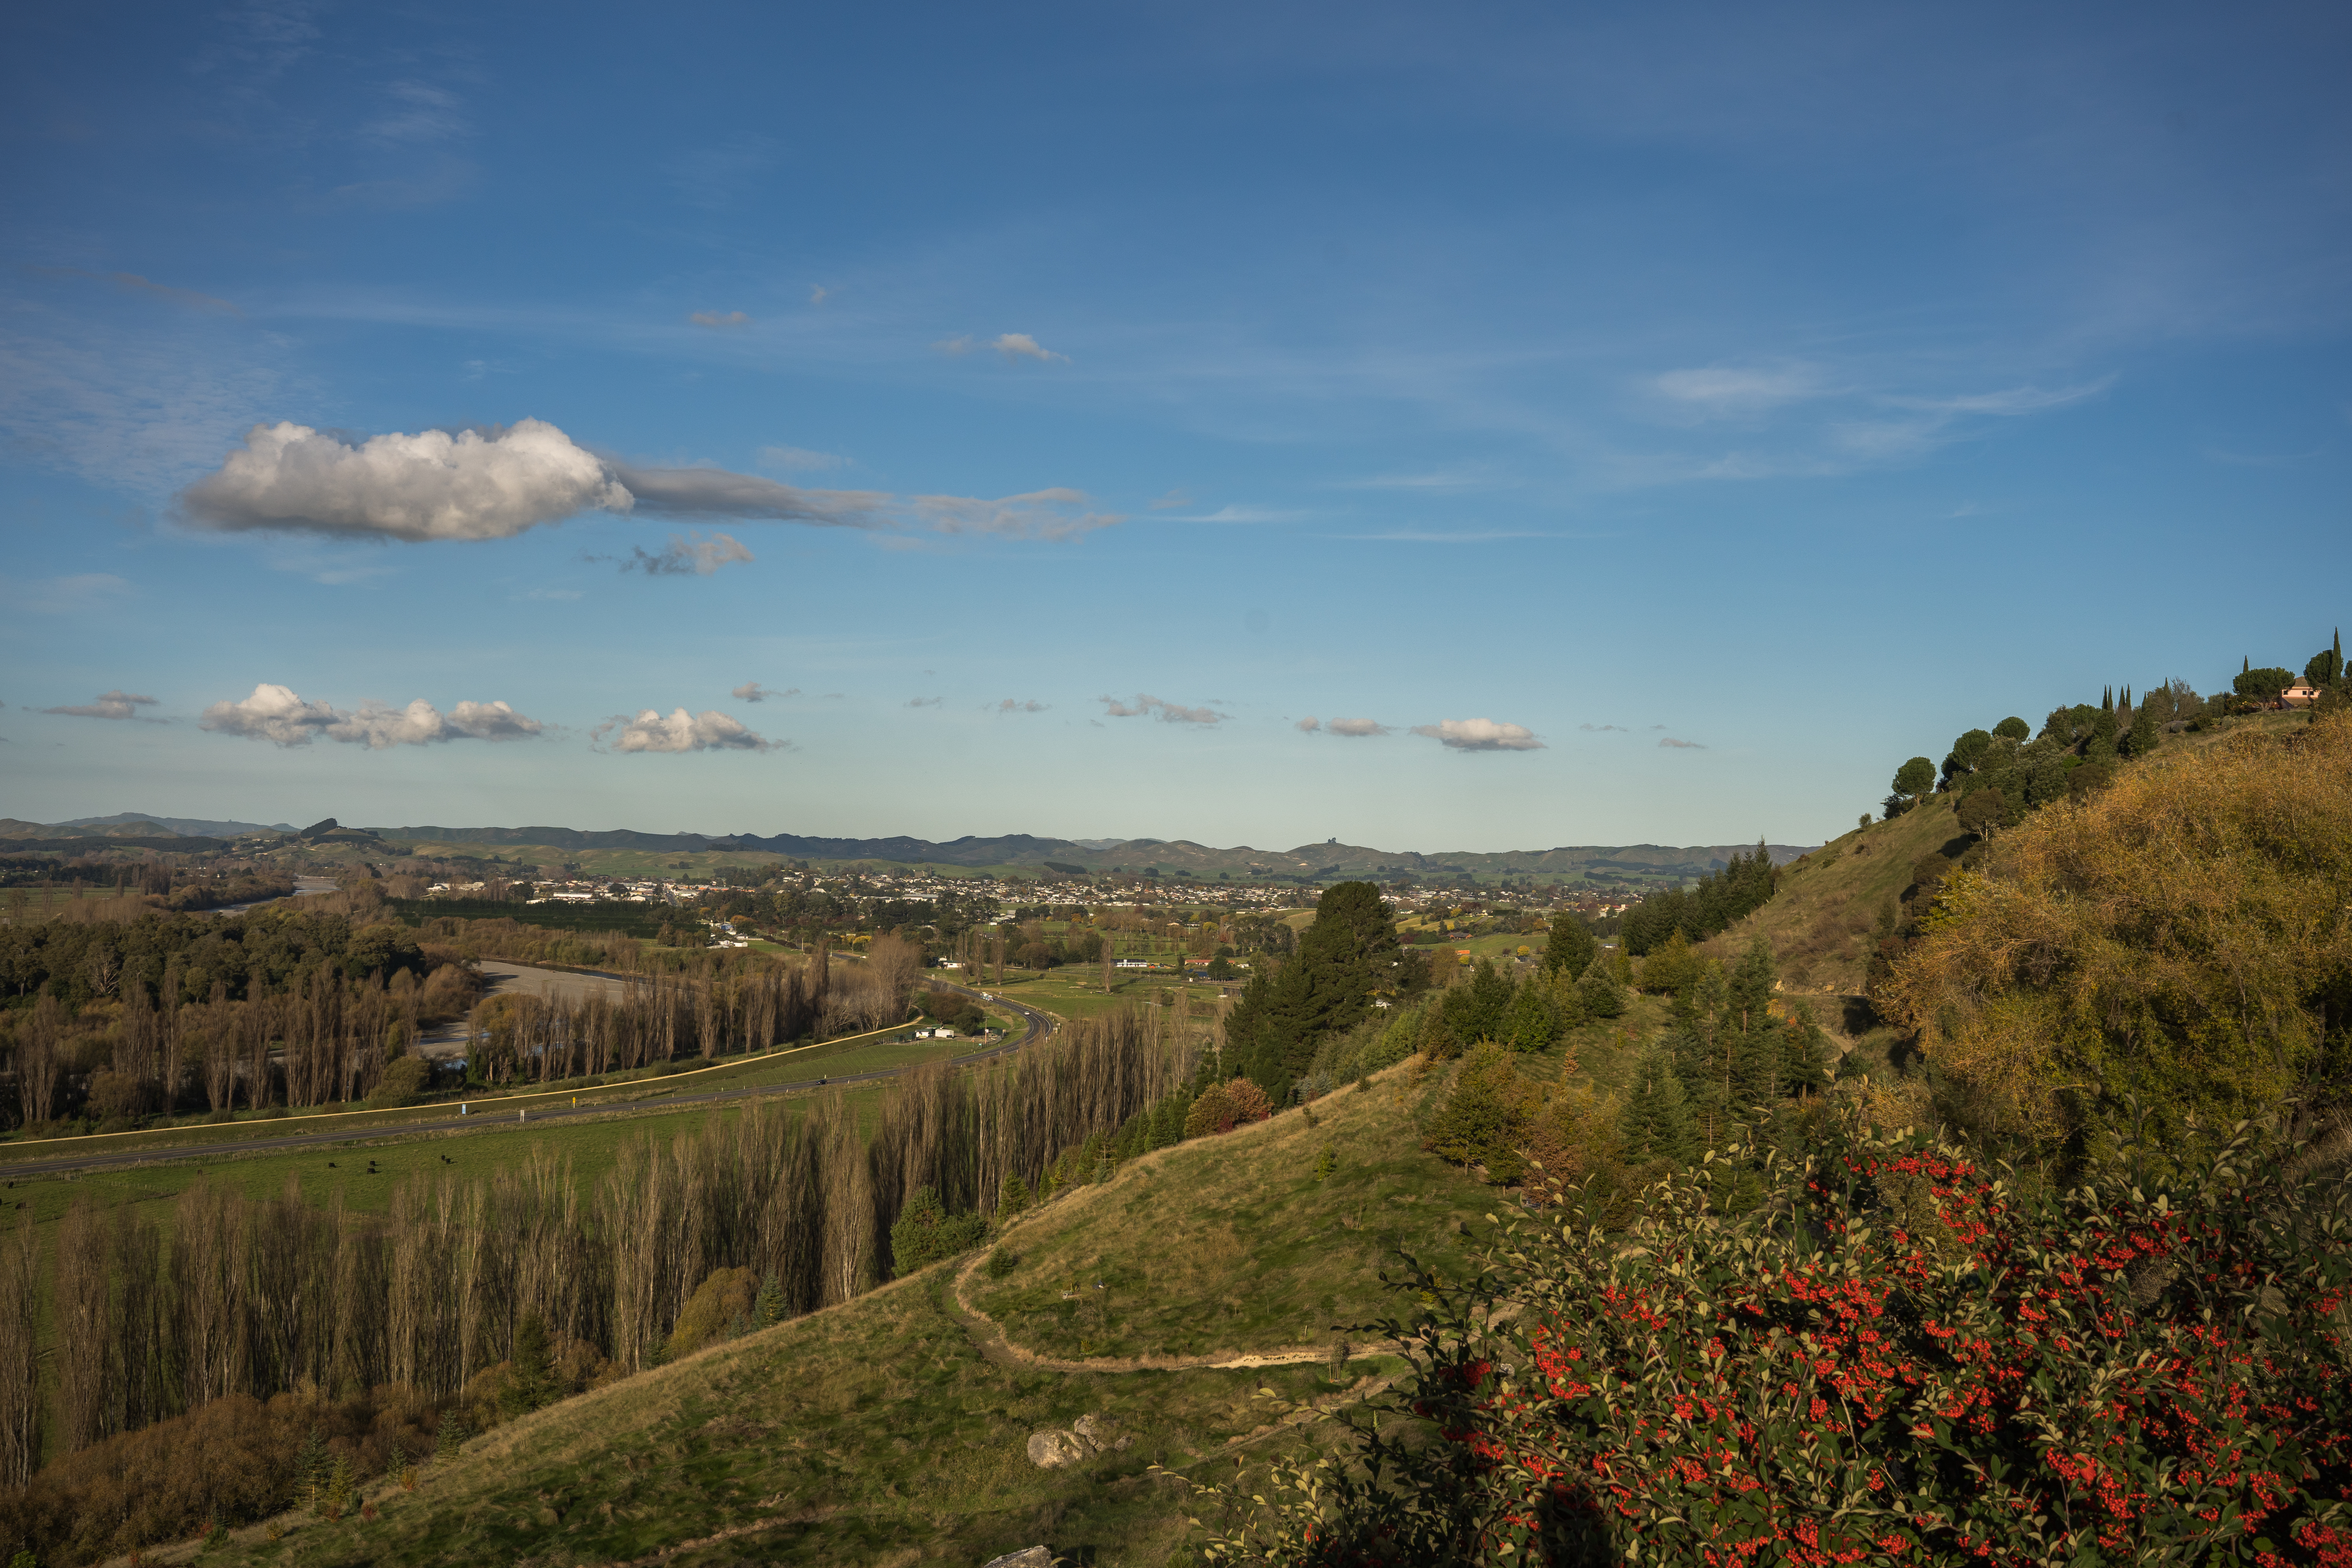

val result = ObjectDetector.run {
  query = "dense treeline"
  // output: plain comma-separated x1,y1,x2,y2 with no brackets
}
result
1616,841,1778,956
0,1006,1186,1565
0,902,429,1013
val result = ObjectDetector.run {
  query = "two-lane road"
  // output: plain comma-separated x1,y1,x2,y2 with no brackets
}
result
0,978,1055,1178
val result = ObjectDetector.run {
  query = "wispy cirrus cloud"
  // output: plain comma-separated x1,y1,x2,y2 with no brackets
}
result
1101,693,1225,725
1652,364,1823,415
759,445,847,472
44,689,163,721
910,488,1121,541
1658,736,1706,749
733,681,797,702
1159,504,1314,525
200,684,543,748
1413,717,1543,752
591,708,777,753
689,310,751,330
617,531,754,576
30,267,239,316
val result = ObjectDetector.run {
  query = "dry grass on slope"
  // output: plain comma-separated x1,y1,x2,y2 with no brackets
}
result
968,1067,1491,1363
1882,713,2352,1155
1699,794,1969,999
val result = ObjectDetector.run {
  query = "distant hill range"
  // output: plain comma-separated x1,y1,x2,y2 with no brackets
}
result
377,825,1813,886
1,814,1813,887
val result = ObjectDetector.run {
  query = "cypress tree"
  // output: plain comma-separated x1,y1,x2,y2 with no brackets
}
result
1576,958,1626,1019
1619,1047,1697,1165
1499,977,1561,1054
1541,911,1597,978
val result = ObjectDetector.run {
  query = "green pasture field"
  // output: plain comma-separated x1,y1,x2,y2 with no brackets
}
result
0,1016,972,1163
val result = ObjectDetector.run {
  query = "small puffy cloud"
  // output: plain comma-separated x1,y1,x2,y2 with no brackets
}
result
593,708,776,753
809,285,829,305
1658,736,1706,749
199,684,542,748
621,531,755,576
734,681,796,702
1579,722,1628,732
1101,693,1224,725
934,333,1068,363
912,488,1121,542
44,689,162,721
689,310,751,330
991,332,1066,363
993,698,1047,714
1326,717,1389,737
1296,716,1320,732
1412,717,1543,752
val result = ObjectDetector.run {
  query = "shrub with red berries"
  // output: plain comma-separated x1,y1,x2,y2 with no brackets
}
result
1203,1105,2352,1566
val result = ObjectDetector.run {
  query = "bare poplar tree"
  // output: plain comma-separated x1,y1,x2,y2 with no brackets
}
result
0,1220,41,1487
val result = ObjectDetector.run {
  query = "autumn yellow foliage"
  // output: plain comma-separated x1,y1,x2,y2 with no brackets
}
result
1883,713,2352,1159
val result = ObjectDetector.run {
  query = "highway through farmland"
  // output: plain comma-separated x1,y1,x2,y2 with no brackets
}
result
0,978,1056,1178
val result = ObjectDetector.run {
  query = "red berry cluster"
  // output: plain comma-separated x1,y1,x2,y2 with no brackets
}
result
1251,1113,2352,1566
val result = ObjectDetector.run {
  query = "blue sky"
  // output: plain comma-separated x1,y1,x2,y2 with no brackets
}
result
3,2,2346,851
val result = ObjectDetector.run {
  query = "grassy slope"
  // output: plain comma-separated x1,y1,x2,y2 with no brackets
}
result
194,1071,1483,1567
223,1271,1361,1568
1698,713,2317,1001
971,1068,1492,1361
1696,794,1967,998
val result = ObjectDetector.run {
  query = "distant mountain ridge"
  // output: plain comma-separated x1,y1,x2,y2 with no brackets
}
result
3,815,1813,887
52,812,295,837
378,825,1813,886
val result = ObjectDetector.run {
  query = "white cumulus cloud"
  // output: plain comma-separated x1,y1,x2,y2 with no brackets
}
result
179,420,633,542
44,689,162,721
199,683,542,748
1411,717,1544,752
1326,717,1389,737
593,708,776,753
